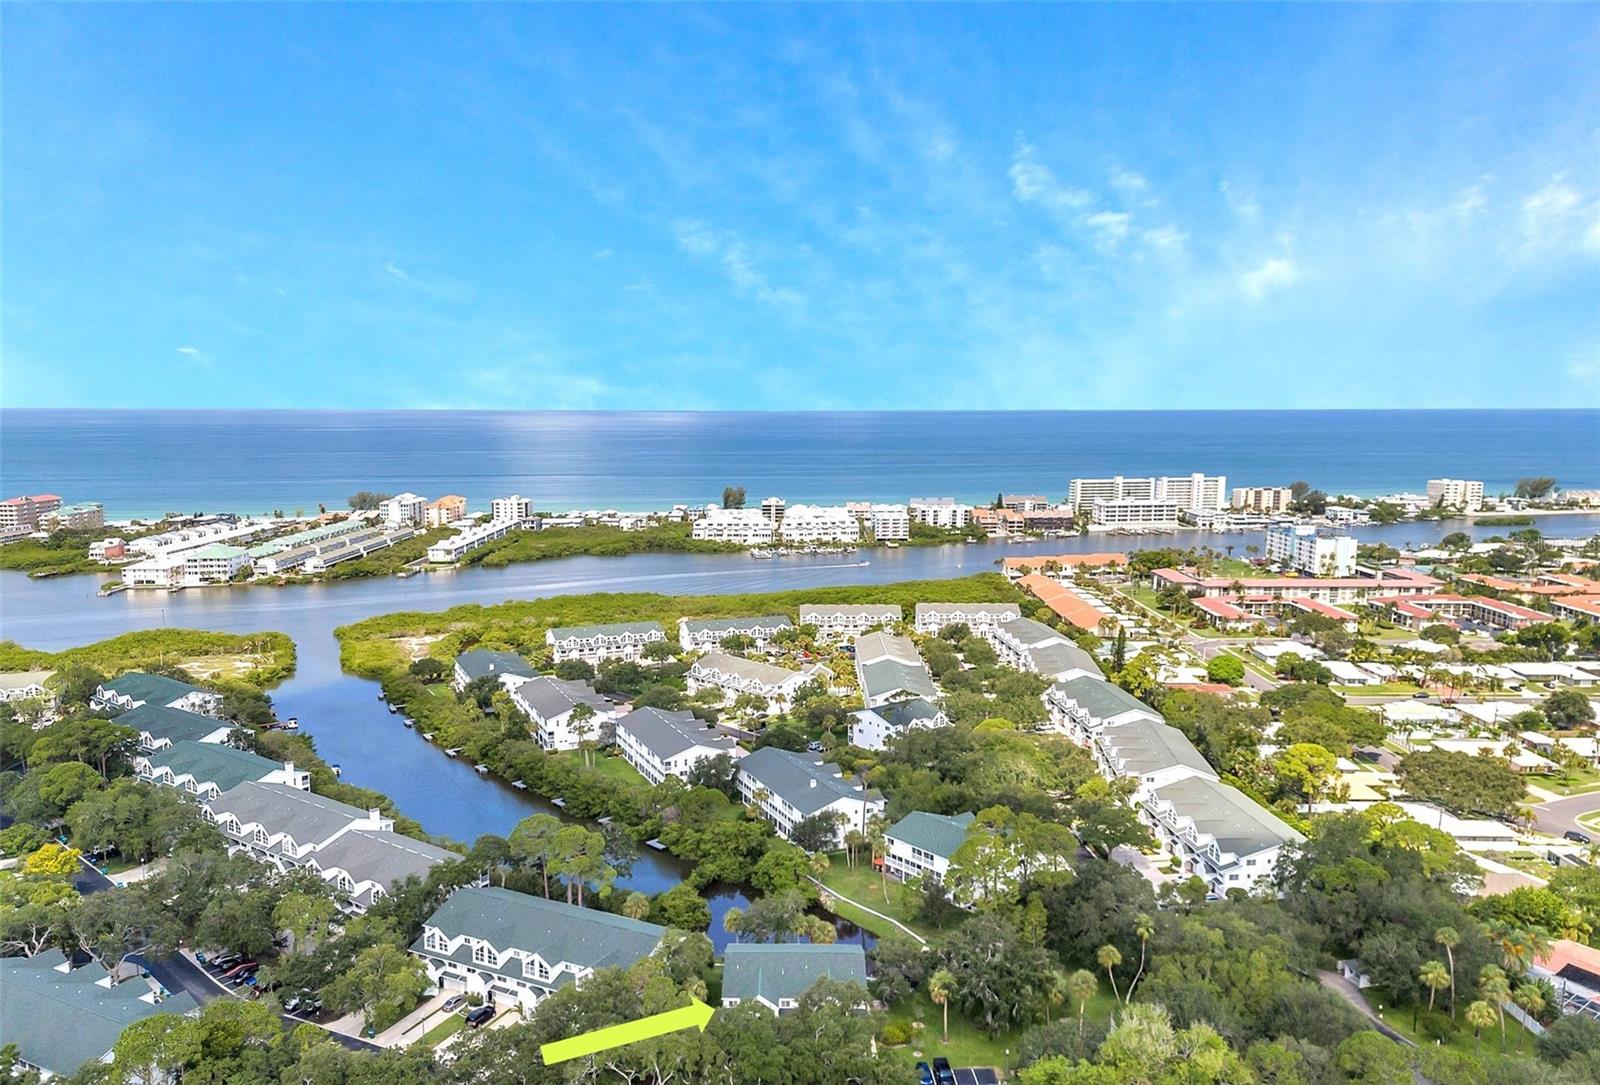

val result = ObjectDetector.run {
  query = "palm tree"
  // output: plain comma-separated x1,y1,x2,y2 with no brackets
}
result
1419,960,1450,1027
1043,970,1068,1024
867,815,891,902
1512,983,1546,1053
1466,1000,1497,1054
621,891,651,920
1125,913,1154,1004
843,828,866,869
722,907,744,944
1097,944,1123,1003
807,851,830,880
570,703,597,767
1435,926,1460,1018
1479,966,1511,1051
928,968,956,1044
1067,969,1097,1040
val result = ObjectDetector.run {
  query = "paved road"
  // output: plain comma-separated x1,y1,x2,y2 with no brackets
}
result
1530,792,1600,839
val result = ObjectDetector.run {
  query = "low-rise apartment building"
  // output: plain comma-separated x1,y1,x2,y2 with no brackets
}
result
1151,566,1441,604
692,507,776,546
779,505,861,544
424,495,469,527
453,649,538,692
721,944,869,1014
797,603,901,640
848,698,948,751
1001,494,1051,513
92,672,223,717
736,747,884,848
990,618,1101,681
0,670,56,714
1095,717,1218,801
1045,675,1164,742
854,632,939,708
114,704,235,752
412,886,665,1016
1089,498,1184,529
908,497,971,529
1374,593,1548,632
490,495,533,523
678,615,793,652
509,676,623,752
912,602,1021,635
135,740,310,800
614,707,744,784
427,517,521,563
1231,486,1295,513
1143,775,1303,895
379,493,427,525
882,810,974,886
546,621,667,664
686,652,829,714
42,501,105,531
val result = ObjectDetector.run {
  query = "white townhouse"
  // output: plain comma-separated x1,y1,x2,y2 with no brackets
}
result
779,505,861,544
797,603,901,641
510,676,623,752
1094,718,1218,802
990,618,1101,681
692,507,777,546
545,621,667,664
490,495,534,523
912,602,1021,635
736,747,885,848
427,517,521,563
614,707,745,785
135,740,310,801
686,652,829,714
452,649,538,692
413,886,665,1016
854,632,940,709
677,615,793,652
1143,776,1303,895
203,781,457,912
721,944,869,1015
1044,675,1164,742
379,493,427,525
908,498,971,530
0,670,56,714
849,698,948,751
113,704,235,752
862,504,910,541
92,672,223,717
882,810,975,886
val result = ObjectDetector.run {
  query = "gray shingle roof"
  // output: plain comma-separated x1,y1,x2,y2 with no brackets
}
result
859,658,939,704
865,698,944,728
721,944,868,1004
680,615,793,638
999,617,1069,647
144,740,280,792
207,781,372,843
1051,675,1156,720
1099,718,1215,778
738,747,881,816
547,621,665,641
308,828,456,890
1026,640,1101,679
0,950,199,1077
886,811,975,861
853,631,921,665
797,604,901,621
115,703,228,746
691,651,811,687
1150,775,1305,855
512,676,613,720
455,649,537,683
913,603,1021,624
616,707,739,760
100,672,208,706
415,886,664,981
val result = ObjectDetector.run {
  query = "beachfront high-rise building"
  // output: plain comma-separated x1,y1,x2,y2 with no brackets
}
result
424,495,468,527
1068,474,1227,513
1001,494,1051,513
489,495,533,523
1264,524,1358,577
0,493,62,534
1426,479,1485,511
862,504,910,541
378,493,426,525
759,496,786,526
1231,486,1295,514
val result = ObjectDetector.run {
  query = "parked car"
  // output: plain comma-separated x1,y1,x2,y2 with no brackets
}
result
1565,830,1591,844
932,1057,956,1085
283,996,302,1014
218,960,258,980
442,995,467,1014
1411,691,1431,699
230,969,259,988
465,1006,496,1029
205,954,239,973
916,1062,934,1085
805,741,824,752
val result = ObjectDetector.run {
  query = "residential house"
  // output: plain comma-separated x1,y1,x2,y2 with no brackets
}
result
720,944,868,1014
0,670,56,716
686,652,829,714
854,632,939,708
453,649,538,692
92,672,223,716
912,602,1021,635
614,707,744,785
677,615,793,652
848,698,948,751
990,618,1101,681
883,810,975,885
135,740,310,800
545,621,667,664
797,604,901,641
411,886,666,1016
736,747,885,847
1143,775,1304,895
510,676,622,752
113,703,235,752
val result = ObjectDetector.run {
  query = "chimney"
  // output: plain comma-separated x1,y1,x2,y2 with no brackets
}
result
808,779,817,789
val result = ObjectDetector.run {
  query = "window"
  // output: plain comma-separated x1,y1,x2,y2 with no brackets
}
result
426,929,448,953
473,941,496,966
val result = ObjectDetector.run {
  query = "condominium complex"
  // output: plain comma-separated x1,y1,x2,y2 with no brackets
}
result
424,495,469,527
545,621,667,663
779,504,861,544
1426,478,1485,510
691,507,776,546
379,493,427,525
861,503,910,541
735,747,885,848
490,495,534,522
908,497,971,530
42,501,105,531
0,493,61,532
1230,486,1295,513
1264,524,1358,577
1069,474,1227,512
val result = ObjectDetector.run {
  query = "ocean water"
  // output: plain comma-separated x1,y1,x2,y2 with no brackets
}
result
2,408,1597,519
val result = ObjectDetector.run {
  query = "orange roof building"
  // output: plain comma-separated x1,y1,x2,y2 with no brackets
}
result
1002,552,1129,576
1017,573,1115,631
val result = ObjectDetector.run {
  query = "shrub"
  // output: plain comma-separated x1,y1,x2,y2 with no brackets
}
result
879,1022,912,1046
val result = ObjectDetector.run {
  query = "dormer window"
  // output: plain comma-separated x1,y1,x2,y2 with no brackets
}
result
472,941,495,966
425,929,447,953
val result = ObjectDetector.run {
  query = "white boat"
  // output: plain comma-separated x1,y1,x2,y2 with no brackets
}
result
474,764,490,775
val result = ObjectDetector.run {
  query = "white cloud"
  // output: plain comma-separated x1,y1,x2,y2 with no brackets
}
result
1142,225,1188,253
1084,210,1132,251
672,220,804,309
175,345,202,357
593,248,614,260
1109,167,1149,195
383,261,410,281
672,219,719,258
1009,144,1093,213
1240,256,1300,299
1569,346,1600,383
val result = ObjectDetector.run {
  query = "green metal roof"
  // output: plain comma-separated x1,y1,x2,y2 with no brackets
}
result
886,810,975,861
100,671,208,706
721,944,868,1004
144,740,279,792
114,703,227,746
454,649,538,682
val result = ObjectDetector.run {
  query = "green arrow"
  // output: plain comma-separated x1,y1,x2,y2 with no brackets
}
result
539,998,715,1064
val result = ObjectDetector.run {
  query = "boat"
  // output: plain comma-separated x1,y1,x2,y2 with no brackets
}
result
645,838,668,851
884,541,900,548
474,764,490,775
402,719,414,729
330,764,342,777
511,780,527,790
387,704,397,714
422,732,434,741
855,560,870,567
551,797,567,809
377,692,385,701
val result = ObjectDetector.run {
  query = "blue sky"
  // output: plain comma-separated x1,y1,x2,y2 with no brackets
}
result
3,4,1597,410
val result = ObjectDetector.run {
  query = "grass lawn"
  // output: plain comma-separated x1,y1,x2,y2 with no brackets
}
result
1333,682,1423,696
817,856,950,942
419,683,454,700
1223,649,1277,681
1575,809,1600,831
418,1013,466,1048
1545,767,1600,797
883,986,1121,1071
1360,990,1541,1071
562,750,647,787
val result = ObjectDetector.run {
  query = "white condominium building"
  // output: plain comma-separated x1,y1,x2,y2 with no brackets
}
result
1265,524,1358,577
545,621,667,664
779,505,861,544
797,604,901,641
908,498,971,530
1090,499,1184,528
1231,486,1295,513
692,507,776,546
686,652,830,713
379,493,427,525
490,495,533,523
427,517,521,563
1069,474,1227,512
1426,479,1485,511
863,504,910,541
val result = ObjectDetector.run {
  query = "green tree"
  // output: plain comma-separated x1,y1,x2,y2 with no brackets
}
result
1465,999,1497,1053
928,967,955,1044
325,942,430,1031
273,890,338,955
1205,654,1246,686
1097,943,1123,1003
1066,968,1098,1040
1543,689,1596,730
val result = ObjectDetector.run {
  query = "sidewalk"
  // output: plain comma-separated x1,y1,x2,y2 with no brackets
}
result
374,991,453,1048
807,876,927,945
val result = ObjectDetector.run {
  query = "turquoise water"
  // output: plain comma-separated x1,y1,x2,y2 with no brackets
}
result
3,408,1596,518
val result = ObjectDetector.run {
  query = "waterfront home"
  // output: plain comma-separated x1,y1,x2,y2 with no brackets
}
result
510,676,622,752
0,950,200,1080
1142,775,1303,895
614,707,744,784
778,504,861,544
0,669,56,713
678,614,793,652
912,602,1021,635
990,618,1101,681
427,516,522,563
114,704,235,752
848,698,948,751
88,537,126,561
883,810,974,886
736,747,884,847
379,493,427,525
1095,718,1219,801
424,494,469,527
92,672,223,717
545,621,667,664
908,497,971,530
797,603,901,641
720,944,869,1014
854,632,939,708
1017,574,1117,633
135,740,310,800
411,886,665,1016
1045,675,1163,742
686,651,829,714
203,781,456,913
691,507,776,546
453,649,538,692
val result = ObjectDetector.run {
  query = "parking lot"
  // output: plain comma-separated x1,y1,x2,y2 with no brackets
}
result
953,1070,1000,1085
